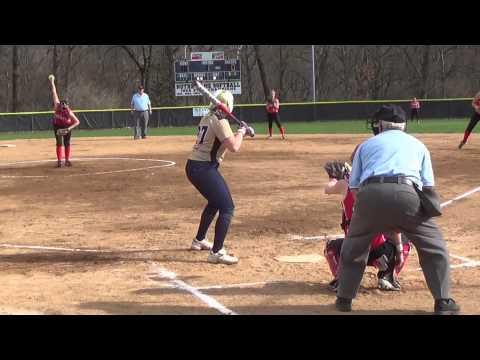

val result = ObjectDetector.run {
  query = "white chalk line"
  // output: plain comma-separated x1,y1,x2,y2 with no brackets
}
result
150,263,238,315
0,157,176,179
0,243,239,315
0,244,106,253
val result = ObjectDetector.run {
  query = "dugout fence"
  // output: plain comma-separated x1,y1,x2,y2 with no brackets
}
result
0,98,473,132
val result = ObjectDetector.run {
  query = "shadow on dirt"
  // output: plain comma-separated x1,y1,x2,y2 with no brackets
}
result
77,300,430,315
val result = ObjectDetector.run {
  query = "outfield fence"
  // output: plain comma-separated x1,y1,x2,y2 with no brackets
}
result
0,98,473,132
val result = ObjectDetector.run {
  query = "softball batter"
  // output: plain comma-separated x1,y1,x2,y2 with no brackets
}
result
458,91,480,149
186,90,254,265
49,75,80,167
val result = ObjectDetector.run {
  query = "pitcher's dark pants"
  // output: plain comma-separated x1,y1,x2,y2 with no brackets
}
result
337,182,451,300
186,160,235,254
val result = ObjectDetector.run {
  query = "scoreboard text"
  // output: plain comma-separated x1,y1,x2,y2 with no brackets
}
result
174,59,241,97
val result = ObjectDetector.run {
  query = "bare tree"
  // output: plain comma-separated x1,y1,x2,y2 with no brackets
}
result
11,45,19,113
253,45,270,100
117,45,154,91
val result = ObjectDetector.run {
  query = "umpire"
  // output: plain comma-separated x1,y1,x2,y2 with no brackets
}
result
335,104,460,315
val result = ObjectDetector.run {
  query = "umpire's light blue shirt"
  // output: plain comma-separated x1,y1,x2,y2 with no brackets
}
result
131,93,151,111
349,129,435,190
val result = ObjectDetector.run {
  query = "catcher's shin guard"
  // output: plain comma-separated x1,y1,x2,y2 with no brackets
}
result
324,238,343,278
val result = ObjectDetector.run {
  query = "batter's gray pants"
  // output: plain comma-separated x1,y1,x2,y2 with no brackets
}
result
133,111,149,139
337,182,451,300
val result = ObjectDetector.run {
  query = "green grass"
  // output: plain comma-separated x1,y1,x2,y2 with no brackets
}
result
0,118,471,141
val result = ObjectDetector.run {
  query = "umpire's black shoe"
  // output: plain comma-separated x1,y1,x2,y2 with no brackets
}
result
335,297,352,312
434,298,460,315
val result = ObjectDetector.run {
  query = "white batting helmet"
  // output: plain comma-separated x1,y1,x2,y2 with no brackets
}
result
210,90,234,113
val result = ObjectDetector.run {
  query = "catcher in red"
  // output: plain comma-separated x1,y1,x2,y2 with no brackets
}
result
49,75,80,168
323,160,411,292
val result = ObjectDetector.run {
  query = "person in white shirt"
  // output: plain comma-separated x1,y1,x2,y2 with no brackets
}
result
131,85,152,140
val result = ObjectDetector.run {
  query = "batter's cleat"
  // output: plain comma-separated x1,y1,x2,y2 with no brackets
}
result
191,238,213,251
207,250,238,265
434,298,460,315
328,279,339,292
335,297,352,312
56,161,62,168
65,160,72,167
458,140,466,149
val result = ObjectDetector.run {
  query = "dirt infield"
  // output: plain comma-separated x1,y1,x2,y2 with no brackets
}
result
0,133,479,315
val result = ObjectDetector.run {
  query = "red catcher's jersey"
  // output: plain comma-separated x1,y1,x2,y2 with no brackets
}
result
342,187,386,250
53,106,73,127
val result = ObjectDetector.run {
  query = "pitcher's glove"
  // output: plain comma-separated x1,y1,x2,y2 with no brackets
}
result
56,128,70,136
324,161,351,180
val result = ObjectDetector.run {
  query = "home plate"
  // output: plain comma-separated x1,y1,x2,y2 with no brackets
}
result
274,254,325,263
0,144,16,148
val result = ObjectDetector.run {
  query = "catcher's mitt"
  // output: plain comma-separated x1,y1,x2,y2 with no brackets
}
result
56,128,70,136
324,161,351,180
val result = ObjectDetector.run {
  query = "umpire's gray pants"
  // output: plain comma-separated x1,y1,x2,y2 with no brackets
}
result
133,111,149,139
337,183,451,300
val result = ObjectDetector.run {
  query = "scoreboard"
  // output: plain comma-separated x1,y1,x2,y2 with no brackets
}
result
174,59,241,97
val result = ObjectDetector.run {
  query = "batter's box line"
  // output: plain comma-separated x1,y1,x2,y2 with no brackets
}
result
149,262,238,316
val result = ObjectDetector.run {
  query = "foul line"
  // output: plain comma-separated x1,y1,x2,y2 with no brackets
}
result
150,263,238,315
440,186,480,208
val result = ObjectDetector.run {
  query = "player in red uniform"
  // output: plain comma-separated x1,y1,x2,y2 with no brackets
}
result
266,89,285,139
459,91,480,149
410,97,421,123
49,75,80,168
323,160,411,292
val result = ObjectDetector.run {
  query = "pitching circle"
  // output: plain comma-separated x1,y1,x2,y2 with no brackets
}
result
0,157,176,179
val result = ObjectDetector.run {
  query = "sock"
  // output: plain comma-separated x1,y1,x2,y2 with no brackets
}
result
268,128,273,137
463,131,471,143
65,145,71,161
56,145,63,161
280,127,286,137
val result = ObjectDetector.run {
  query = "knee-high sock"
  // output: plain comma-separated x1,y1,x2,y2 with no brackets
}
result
56,145,63,161
65,145,71,161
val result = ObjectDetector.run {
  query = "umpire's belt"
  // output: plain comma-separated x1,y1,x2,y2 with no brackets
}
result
362,176,414,187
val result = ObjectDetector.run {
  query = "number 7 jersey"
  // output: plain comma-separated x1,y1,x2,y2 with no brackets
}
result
188,112,234,164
